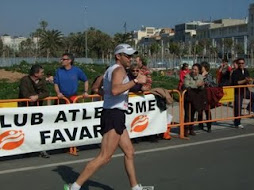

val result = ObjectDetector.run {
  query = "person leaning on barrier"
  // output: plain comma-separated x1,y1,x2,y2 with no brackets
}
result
18,64,50,158
183,63,205,137
198,61,219,133
54,53,89,103
231,58,254,129
19,64,49,107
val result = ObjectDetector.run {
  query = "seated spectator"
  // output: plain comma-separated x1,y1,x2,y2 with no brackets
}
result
178,63,190,91
19,64,50,158
231,58,254,129
183,63,205,137
216,58,232,87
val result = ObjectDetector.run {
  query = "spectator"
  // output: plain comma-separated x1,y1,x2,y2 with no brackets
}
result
127,63,143,92
54,53,89,103
231,58,254,129
178,63,190,91
18,64,50,158
136,55,152,91
216,58,232,86
45,72,54,84
183,63,205,137
91,66,109,96
198,61,218,133
54,53,89,156
19,64,49,106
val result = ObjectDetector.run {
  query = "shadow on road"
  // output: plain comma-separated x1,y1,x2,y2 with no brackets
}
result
53,165,114,190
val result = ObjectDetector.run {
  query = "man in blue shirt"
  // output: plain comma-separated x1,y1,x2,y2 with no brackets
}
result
54,53,89,102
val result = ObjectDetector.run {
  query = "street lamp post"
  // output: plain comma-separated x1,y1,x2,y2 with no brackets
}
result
84,1,88,58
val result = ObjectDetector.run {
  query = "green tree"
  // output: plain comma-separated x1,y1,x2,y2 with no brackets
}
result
113,32,132,46
19,38,35,57
224,38,233,59
39,20,48,31
87,28,113,58
150,42,160,56
40,29,63,59
169,42,181,57
0,39,3,57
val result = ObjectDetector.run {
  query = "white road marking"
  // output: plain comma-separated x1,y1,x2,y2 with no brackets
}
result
0,133,254,175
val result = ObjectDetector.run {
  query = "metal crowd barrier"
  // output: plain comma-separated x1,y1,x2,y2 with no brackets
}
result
0,97,70,106
0,85,253,142
181,84,254,138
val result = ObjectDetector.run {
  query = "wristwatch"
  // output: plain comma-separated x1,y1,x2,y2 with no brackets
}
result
133,78,138,84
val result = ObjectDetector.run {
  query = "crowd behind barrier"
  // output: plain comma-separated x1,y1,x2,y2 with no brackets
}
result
1,84,254,157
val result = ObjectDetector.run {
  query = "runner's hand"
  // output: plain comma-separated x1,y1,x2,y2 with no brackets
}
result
136,73,147,84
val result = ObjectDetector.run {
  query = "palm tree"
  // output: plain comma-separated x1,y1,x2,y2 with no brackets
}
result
19,38,34,57
224,38,233,59
40,29,63,60
113,32,132,46
72,32,86,57
0,39,3,57
87,28,113,59
40,20,48,31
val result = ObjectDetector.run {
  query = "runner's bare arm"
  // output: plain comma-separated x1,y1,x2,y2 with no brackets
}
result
111,67,135,96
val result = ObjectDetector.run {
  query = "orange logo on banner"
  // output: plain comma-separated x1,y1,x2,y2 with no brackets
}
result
0,130,25,150
131,115,149,132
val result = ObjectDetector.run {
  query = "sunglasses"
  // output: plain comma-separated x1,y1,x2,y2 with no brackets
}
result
131,69,139,72
121,53,132,59
238,62,245,65
61,58,70,61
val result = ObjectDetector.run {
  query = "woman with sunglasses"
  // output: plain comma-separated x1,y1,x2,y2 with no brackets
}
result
127,63,143,92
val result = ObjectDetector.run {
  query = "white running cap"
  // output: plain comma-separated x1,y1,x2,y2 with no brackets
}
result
114,44,138,55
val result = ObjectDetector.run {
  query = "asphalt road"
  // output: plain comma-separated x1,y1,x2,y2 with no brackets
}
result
0,118,254,190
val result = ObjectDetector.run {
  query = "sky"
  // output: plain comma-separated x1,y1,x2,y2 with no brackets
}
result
0,0,252,37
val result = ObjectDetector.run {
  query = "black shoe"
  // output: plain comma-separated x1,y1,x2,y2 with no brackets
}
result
207,126,212,133
189,130,196,136
148,135,158,143
40,151,50,158
199,124,204,130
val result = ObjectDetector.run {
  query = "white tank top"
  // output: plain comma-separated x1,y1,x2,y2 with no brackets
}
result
103,64,129,110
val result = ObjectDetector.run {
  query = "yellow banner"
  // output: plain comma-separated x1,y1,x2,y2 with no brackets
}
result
0,102,17,108
219,88,234,103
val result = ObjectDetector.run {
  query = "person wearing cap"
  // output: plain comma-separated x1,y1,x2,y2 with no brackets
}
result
64,44,148,190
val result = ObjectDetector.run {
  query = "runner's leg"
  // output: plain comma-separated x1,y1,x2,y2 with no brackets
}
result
118,129,138,187
75,129,121,186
